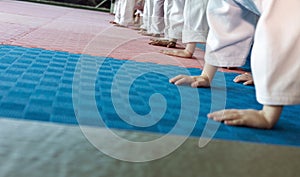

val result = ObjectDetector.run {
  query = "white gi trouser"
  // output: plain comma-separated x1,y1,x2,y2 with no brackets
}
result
150,0,165,35
205,0,300,105
166,0,185,40
141,0,154,31
163,0,209,42
114,0,121,23
114,0,136,26
182,0,209,43
112,0,118,14
163,0,172,39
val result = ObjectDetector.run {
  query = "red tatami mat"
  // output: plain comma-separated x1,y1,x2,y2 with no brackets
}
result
0,0,206,69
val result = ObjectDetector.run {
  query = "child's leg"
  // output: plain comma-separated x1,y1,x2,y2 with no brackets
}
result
167,0,184,41
181,0,209,44
142,0,154,33
113,0,121,24
139,0,149,31
163,0,172,39
150,0,165,36
119,0,136,26
148,0,182,41
161,0,209,58
148,0,178,47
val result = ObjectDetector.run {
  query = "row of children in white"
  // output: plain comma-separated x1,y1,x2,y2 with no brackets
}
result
112,0,300,129
142,0,209,58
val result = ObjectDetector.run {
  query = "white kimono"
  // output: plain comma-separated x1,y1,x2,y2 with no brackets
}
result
165,0,185,40
205,0,300,105
140,0,154,31
150,0,165,35
114,0,136,26
182,0,209,43
113,0,121,24
163,0,209,42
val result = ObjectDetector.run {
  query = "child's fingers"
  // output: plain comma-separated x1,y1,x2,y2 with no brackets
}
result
169,75,193,85
234,75,246,83
207,110,224,119
233,74,244,82
174,77,192,85
208,111,245,126
233,76,241,82
208,109,240,122
234,73,253,83
169,75,186,83
243,80,254,85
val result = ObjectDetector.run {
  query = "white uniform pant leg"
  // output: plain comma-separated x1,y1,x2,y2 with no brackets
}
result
150,0,165,35
167,0,185,40
140,0,149,30
250,0,300,105
112,0,117,14
119,0,136,26
182,0,209,43
114,0,121,23
163,0,172,39
204,0,258,67
142,0,154,31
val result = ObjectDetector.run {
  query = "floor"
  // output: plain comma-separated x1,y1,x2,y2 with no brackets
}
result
0,0,299,176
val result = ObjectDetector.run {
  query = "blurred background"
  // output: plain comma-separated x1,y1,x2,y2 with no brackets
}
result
18,0,111,11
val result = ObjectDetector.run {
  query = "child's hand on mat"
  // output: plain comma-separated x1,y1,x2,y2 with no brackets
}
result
169,75,210,88
233,72,254,85
207,107,282,129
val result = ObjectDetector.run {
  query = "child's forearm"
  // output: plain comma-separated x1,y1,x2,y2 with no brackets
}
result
260,105,283,129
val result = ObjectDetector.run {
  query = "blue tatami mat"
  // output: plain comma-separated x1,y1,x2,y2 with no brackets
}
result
0,45,299,147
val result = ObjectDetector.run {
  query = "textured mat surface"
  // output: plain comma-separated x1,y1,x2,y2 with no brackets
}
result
0,45,299,147
1,118,299,177
0,0,206,69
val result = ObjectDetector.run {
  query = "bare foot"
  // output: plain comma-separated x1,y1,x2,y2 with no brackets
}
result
114,24,127,28
109,21,117,24
149,38,168,43
138,29,147,34
132,27,143,30
149,40,176,48
141,32,154,36
160,49,193,58
166,41,176,48
152,34,160,37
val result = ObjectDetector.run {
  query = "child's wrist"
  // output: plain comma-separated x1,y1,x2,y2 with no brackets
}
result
192,75,210,82
199,74,210,82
